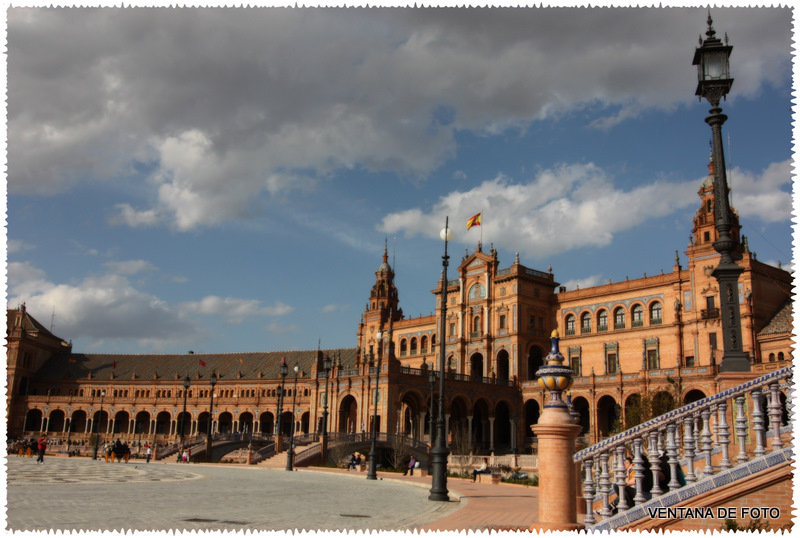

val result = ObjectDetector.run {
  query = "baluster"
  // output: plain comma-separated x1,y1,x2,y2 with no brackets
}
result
614,445,629,511
768,382,783,451
693,414,701,454
700,409,713,476
632,437,647,504
666,423,681,490
752,389,766,457
716,401,732,469
682,416,696,484
583,458,597,525
734,395,748,464
648,431,663,496
598,451,613,517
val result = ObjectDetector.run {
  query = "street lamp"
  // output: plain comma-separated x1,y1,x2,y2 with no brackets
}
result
367,334,382,480
428,370,436,445
180,376,190,450
92,390,106,460
321,354,332,463
693,13,749,372
285,363,300,471
276,358,288,437
206,374,217,462
429,218,452,501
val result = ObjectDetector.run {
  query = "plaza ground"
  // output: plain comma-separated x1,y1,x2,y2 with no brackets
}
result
5,455,540,532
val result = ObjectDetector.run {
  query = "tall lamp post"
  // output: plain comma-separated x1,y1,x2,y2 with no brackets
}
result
285,363,300,471
429,218,452,501
276,358,288,437
180,376,190,450
367,334,382,480
92,390,106,460
693,13,749,372
321,354,332,463
428,370,436,445
206,374,217,462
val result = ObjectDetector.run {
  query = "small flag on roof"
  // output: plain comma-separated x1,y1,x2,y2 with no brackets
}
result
466,213,482,230
199,359,207,367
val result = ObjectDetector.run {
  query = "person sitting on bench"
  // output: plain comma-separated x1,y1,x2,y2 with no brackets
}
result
472,457,488,482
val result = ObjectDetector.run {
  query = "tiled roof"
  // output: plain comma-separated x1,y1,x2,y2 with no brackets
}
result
7,307,62,340
758,300,793,336
37,348,359,383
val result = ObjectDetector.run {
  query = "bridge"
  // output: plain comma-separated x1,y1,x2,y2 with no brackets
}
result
573,365,793,531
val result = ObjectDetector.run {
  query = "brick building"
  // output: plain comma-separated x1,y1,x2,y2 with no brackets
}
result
6,157,792,453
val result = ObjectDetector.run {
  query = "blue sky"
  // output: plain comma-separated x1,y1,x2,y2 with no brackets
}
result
5,4,794,355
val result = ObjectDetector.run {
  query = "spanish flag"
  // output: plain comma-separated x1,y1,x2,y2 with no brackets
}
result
466,213,482,230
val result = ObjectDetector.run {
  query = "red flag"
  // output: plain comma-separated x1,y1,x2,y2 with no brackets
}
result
466,213,482,230
112,360,117,369
199,359,207,367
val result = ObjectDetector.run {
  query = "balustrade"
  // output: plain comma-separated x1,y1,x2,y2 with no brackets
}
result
574,365,792,528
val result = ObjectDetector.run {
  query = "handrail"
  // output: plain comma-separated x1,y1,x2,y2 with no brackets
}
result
574,365,792,528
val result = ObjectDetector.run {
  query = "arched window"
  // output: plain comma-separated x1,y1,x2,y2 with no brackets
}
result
597,310,608,332
650,302,663,325
580,312,591,334
410,337,417,355
499,314,507,330
421,335,428,353
632,305,644,327
400,339,408,357
778,352,785,361
472,315,481,336
565,315,576,335
614,307,625,329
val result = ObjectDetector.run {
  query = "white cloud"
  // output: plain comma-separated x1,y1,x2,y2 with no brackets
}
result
7,239,35,254
7,8,791,230
380,163,702,259
561,274,605,291
728,159,792,223
321,304,348,313
103,259,157,275
180,296,294,324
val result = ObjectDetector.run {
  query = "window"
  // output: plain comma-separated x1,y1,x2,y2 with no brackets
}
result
606,353,617,374
685,356,695,367
778,352,785,361
768,353,776,362
647,349,659,369
709,332,717,350
421,335,428,353
632,305,644,327
472,315,481,336
565,315,576,336
400,339,408,357
449,322,456,337
571,355,582,376
598,310,608,332
410,338,417,355
614,308,625,329
580,313,591,334
650,302,662,325
499,314,507,330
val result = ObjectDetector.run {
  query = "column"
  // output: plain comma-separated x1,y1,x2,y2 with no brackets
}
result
467,415,473,445
488,417,495,453
418,412,426,442
445,414,451,448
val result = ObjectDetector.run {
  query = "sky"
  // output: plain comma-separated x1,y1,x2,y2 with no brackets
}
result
5,3,795,356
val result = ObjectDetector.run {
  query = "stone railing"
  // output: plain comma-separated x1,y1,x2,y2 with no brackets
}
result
574,365,792,529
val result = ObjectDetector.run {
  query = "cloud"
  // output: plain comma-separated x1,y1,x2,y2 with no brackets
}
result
7,239,35,254
103,259,157,275
561,274,605,292
7,8,791,230
6,261,198,344
180,296,294,323
321,304,348,313
727,159,792,223
380,163,703,259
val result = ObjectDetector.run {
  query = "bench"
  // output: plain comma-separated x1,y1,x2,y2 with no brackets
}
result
476,467,502,484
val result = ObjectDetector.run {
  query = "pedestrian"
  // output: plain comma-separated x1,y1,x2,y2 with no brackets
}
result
146,444,152,463
472,457,488,482
36,434,47,464
404,456,417,476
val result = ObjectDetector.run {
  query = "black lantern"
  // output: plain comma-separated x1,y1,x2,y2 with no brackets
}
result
692,13,733,106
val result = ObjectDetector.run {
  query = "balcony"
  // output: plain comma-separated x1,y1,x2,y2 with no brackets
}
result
701,308,720,319
598,324,608,332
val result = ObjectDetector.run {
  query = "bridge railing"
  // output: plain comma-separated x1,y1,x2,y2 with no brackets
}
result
574,365,792,528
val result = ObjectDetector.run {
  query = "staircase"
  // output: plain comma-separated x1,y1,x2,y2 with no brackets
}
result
574,365,793,531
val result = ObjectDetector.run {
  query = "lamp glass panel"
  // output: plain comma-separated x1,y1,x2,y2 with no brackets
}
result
703,50,725,79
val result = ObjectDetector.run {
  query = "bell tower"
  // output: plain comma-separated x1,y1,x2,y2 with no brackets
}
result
359,241,403,360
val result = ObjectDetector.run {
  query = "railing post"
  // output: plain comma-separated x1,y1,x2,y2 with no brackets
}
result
632,437,647,504
700,409,713,477
648,431,663,496
734,395,748,464
665,423,681,491
682,416,696,484
582,459,596,525
597,451,612,517
768,382,783,452
751,389,766,457
716,401,732,470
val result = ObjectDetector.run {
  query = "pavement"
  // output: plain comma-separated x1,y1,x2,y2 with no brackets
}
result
5,455,540,532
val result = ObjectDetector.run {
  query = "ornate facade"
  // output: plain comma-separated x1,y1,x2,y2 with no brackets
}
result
6,158,793,453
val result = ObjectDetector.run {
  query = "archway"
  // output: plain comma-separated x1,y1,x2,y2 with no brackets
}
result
70,410,88,435
523,399,540,439
175,411,191,438
473,399,491,450
238,412,254,434
218,412,233,434
596,395,619,438
449,396,470,453
24,409,43,432
572,396,591,436
134,411,150,437
651,391,675,418
494,400,512,452
338,395,358,434
300,411,310,434
155,411,170,435
113,411,130,435
259,411,275,435
683,389,706,405
496,349,510,382
197,411,211,435
470,353,484,380
47,409,66,433
527,345,544,380
624,393,643,429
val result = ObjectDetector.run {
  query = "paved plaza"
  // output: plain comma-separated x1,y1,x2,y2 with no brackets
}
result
6,456,464,532
6,455,541,532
